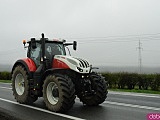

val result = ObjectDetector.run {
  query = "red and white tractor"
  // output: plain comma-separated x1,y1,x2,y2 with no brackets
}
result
11,33,108,112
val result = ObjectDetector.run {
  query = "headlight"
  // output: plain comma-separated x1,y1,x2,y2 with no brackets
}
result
67,58,78,66
77,67,83,72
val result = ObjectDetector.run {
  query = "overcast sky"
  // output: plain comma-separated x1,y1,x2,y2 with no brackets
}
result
0,0,160,67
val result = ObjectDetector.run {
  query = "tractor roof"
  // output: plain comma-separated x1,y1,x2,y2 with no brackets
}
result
27,38,65,44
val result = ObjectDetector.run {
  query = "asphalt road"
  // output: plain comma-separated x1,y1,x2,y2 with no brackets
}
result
0,83,159,120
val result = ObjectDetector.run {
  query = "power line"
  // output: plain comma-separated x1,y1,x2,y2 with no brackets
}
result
66,32,160,40
75,37,160,45
66,32,160,44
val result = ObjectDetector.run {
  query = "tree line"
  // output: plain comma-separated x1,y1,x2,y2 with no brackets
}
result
0,71,159,91
0,72,11,80
102,72,160,91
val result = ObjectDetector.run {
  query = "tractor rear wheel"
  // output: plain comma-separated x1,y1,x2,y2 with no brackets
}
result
78,73,108,106
43,74,75,113
12,65,38,104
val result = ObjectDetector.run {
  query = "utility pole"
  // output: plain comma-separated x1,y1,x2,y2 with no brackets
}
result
137,40,143,74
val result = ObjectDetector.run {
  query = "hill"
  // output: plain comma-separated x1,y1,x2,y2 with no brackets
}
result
97,66,160,74
0,64,12,72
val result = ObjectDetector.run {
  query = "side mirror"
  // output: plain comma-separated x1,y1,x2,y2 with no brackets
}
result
31,38,37,49
73,41,77,50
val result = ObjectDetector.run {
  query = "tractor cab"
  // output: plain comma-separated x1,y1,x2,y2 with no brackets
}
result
27,40,66,68
23,33,77,69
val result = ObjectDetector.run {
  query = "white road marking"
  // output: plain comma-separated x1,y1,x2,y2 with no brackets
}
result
109,91,160,98
0,83,159,112
104,101,160,111
0,97,85,120
0,86,12,90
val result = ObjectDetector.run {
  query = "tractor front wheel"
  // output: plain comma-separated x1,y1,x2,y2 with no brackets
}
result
78,73,108,106
43,74,75,113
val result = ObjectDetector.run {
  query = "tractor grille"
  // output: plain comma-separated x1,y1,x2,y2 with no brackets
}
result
75,58,90,68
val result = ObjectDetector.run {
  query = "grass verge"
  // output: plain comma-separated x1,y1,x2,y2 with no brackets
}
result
109,88,160,95
0,80,11,83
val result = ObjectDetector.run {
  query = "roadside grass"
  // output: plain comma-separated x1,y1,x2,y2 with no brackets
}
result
109,88,160,95
0,80,11,83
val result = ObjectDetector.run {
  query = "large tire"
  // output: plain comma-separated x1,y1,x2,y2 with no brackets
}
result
43,74,75,113
78,73,108,106
12,65,38,104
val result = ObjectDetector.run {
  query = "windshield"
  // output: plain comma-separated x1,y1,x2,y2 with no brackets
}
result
45,42,66,56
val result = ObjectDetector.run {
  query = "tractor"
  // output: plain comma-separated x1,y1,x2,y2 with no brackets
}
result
11,33,108,113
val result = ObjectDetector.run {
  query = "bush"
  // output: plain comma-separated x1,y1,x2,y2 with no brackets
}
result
118,73,127,89
102,72,159,91
125,73,138,90
138,74,154,90
102,73,119,88
0,72,11,80
150,74,160,91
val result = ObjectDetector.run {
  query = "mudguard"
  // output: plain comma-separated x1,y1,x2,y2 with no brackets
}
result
41,68,71,80
11,58,37,77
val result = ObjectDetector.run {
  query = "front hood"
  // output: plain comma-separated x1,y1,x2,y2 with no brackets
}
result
54,55,91,73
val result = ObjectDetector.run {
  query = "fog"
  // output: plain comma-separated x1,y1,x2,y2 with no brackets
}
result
0,0,160,69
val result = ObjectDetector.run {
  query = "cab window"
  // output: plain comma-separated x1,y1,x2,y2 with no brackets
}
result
30,43,41,67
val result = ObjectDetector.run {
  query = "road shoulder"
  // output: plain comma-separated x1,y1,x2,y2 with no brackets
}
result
0,107,21,120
